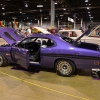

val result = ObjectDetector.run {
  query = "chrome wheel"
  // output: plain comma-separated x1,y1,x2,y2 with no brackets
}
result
56,60,75,77
58,61,72,75
0,54,8,67
0,55,3,66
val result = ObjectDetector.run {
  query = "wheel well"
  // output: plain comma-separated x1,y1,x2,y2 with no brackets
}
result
54,58,76,69
0,53,8,61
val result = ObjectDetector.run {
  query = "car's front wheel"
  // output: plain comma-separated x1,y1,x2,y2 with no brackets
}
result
0,54,8,67
55,60,76,77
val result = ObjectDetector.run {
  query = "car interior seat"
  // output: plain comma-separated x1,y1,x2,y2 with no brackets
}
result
47,39,53,47
41,40,47,48
29,42,40,62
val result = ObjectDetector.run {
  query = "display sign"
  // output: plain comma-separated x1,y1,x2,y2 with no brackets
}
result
68,17,74,23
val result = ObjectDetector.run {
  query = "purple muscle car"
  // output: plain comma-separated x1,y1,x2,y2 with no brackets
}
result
0,27,100,77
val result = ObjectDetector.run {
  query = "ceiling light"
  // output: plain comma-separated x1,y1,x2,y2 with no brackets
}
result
54,2,57,4
87,7,90,9
60,15,63,16
20,11,22,13
2,7,5,9
89,4,91,5
44,18,48,19
85,0,88,2
90,17,94,18
37,5,43,7
3,13,5,15
31,20,32,21
63,8,66,10
25,3,28,7
88,12,90,13
89,15,91,16
40,9,42,12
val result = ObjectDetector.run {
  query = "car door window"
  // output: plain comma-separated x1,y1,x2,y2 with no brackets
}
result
41,38,55,48
16,37,36,48
89,28,100,37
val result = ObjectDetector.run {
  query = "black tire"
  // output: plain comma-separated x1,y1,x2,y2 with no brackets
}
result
55,60,76,77
0,54,8,67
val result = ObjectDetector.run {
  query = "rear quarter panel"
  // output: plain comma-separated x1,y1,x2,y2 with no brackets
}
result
41,45,100,69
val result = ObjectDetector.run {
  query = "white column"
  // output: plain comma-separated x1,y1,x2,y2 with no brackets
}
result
58,19,59,28
51,0,55,26
73,13,76,30
81,18,83,27
40,16,42,27
38,20,40,27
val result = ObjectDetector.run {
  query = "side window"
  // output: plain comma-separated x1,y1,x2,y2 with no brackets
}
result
41,38,55,48
35,38,42,44
16,37,36,48
62,32,69,37
89,28,100,37
70,31,77,37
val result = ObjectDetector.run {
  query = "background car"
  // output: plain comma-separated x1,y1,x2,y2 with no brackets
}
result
0,27,100,77
58,25,100,46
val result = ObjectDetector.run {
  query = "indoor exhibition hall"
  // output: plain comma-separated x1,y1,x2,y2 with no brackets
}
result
0,0,100,100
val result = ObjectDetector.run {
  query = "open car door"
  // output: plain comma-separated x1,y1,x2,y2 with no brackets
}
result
11,47,29,69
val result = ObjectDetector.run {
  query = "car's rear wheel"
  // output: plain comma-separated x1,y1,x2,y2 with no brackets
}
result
55,60,76,77
0,54,8,67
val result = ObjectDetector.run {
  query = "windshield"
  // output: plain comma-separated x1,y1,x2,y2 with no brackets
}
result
61,36,81,47
61,37,74,44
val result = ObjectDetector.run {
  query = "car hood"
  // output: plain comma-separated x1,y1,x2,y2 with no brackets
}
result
0,27,22,45
73,27,93,43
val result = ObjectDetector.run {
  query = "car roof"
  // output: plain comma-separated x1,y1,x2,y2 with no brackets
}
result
29,34,60,39
28,34,72,48
59,30,82,32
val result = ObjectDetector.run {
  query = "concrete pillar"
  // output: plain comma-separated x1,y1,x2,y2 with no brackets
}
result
83,21,86,31
73,13,76,30
20,19,22,29
51,0,55,26
58,19,59,28
81,18,83,27
40,15,42,27
38,19,40,27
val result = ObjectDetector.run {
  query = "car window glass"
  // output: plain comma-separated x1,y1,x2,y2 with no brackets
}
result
41,38,55,48
89,28,100,38
17,37,36,48
69,31,77,37
62,31,77,37
21,38,36,44
35,38,42,44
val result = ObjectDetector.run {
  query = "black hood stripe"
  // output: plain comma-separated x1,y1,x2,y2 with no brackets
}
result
42,53,100,60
